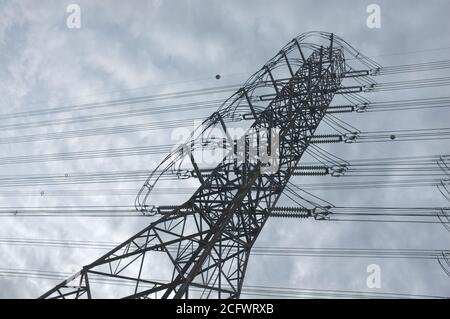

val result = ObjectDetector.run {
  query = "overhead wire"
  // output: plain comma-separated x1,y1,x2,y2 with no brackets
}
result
0,155,447,187
0,238,447,260
0,268,445,299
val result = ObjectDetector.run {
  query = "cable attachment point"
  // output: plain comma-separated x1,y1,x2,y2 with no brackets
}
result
176,169,191,179
311,206,332,220
355,103,369,113
370,67,382,76
140,205,159,216
363,83,376,92
343,132,359,143
330,164,348,177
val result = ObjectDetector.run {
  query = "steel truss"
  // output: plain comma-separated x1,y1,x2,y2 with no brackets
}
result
40,32,377,299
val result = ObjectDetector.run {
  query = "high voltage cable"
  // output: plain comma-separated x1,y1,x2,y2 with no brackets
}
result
369,76,450,92
0,61,423,120
0,51,448,120
375,59,450,75
0,205,137,217
0,118,202,145
0,206,447,226
283,155,449,177
356,127,450,143
0,238,447,260
0,268,445,299
347,45,450,60
0,154,447,187
0,170,153,187
270,204,450,224
293,179,443,191
0,182,443,193
0,85,239,121
366,96,450,113
0,128,448,166
0,178,442,197
297,154,450,177
0,100,224,132
0,144,174,165
0,68,448,131
7,70,250,114
2,95,450,145
301,152,448,170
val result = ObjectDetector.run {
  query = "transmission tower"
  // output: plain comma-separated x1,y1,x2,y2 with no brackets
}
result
40,31,378,299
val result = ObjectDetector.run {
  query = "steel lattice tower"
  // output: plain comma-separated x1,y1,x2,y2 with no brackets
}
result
40,32,377,299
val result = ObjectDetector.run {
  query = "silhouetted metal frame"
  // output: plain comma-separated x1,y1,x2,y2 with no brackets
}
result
40,32,376,299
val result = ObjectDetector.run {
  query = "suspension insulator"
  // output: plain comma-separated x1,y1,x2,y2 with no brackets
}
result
310,134,343,144
327,105,355,114
269,212,311,218
292,165,329,176
272,206,311,213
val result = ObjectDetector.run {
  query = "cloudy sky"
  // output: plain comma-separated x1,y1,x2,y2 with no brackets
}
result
0,0,449,298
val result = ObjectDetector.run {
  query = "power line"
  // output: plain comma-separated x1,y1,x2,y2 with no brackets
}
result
0,85,239,121
0,206,447,227
0,63,449,132
1,238,448,261
374,59,450,75
0,154,447,187
0,95,449,145
0,127,448,166
0,268,445,299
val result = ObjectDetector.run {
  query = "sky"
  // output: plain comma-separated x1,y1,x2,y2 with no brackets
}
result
0,0,449,298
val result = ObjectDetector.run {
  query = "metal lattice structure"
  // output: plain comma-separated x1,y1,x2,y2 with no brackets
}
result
40,32,378,299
